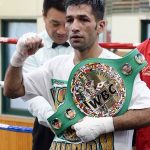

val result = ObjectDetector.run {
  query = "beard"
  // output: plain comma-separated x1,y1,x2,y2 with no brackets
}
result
71,43,88,52
70,38,90,52
71,38,96,52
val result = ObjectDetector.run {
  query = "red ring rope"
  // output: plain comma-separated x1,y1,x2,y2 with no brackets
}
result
0,37,138,49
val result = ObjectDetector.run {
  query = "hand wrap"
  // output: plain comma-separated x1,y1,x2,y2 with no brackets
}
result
10,33,43,67
73,116,114,142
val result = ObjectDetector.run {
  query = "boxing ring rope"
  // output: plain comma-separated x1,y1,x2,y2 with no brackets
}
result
0,123,32,133
0,37,138,49
0,36,139,134
0,37,18,44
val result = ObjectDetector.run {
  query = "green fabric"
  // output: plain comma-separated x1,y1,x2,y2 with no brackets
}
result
47,48,147,137
51,79,68,85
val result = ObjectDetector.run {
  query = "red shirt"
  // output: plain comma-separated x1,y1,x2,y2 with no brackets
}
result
136,38,150,150
137,38,150,88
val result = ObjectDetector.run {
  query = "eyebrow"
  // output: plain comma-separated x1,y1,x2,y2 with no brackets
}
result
50,19,60,24
66,14,90,19
79,14,89,18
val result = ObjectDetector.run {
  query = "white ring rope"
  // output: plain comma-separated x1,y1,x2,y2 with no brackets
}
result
0,123,32,133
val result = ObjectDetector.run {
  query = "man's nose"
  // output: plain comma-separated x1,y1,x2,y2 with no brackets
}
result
71,20,80,33
57,25,67,35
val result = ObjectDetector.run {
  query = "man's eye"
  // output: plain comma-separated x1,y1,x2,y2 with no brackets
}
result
53,23,59,27
80,18,89,22
66,19,73,23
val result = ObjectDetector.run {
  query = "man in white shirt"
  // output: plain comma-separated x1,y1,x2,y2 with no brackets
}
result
3,0,150,149
22,0,73,149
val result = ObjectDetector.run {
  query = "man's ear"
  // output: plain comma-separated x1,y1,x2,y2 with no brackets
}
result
97,20,106,33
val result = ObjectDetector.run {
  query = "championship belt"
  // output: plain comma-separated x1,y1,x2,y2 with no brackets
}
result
47,49,147,142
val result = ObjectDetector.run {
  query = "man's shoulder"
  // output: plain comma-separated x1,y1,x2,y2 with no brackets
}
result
51,53,73,62
38,30,48,38
41,53,74,72
101,48,121,59
46,53,73,65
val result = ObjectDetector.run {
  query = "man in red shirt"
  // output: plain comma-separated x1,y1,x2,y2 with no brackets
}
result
136,38,150,150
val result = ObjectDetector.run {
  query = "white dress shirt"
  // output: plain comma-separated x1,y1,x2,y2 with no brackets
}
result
23,30,73,73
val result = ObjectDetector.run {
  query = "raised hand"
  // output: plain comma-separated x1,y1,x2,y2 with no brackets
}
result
10,32,44,67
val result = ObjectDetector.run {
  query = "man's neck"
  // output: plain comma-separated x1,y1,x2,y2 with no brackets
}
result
73,44,103,65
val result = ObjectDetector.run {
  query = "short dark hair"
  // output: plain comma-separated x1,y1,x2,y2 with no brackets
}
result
43,0,66,16
65,0,105,20
66,108,72,114
52,118,59,124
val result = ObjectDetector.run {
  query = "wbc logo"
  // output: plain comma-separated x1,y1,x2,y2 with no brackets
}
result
71,63,126,117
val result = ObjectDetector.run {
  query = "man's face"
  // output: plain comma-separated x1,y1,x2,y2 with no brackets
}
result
43,8,68,44
67,110,75,118
65,4,102,51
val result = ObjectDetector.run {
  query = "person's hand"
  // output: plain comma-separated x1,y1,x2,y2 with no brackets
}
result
10,32,44,67
72,116,114,142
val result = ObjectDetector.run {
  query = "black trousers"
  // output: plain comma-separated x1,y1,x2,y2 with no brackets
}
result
32,118,55,150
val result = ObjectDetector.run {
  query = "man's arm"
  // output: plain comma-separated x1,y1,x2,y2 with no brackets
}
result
73,108,150,142
26,96,54,127
114,108,150,130
3,65,24,98
3,33,43,99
